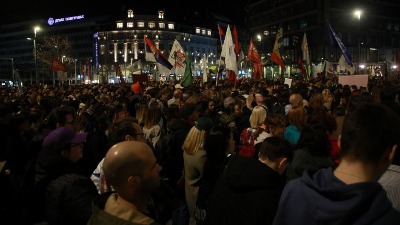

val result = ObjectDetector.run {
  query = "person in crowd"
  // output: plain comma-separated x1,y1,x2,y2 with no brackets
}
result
168,88,184,107
143,105,163,148
87,141,162,225
42,127,98,225
238,105,267,158
195,125,235,225
285,122,335,181
182,117,214,225
253,113,287,159
273,103,400,224
284,105,307,145
91,117,146,193
205,136,292,225
379,147,400,212
284,93,303,115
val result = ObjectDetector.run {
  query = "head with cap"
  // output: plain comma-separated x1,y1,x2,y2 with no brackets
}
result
182,117,214,155
103,141,161,209
42,127,87,162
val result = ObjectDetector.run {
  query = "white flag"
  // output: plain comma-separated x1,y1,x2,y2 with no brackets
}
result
220,25,238,75
168,39,186,75
145,52,156,62
338,54,355,75
301,33,310,65
127,60,143,73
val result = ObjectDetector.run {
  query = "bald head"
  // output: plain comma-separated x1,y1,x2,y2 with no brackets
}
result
103,141,156,191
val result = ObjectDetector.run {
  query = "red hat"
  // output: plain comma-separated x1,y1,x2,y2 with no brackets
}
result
131,82,141,93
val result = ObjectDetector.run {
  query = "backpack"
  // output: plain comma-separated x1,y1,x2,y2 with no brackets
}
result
238,128,256,158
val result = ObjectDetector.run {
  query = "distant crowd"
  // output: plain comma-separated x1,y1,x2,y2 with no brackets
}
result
1,75,400,225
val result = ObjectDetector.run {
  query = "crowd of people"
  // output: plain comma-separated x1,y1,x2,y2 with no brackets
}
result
0,76,400,225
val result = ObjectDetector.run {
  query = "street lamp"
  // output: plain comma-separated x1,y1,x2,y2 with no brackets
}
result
34,26,41,85
354,10,362,74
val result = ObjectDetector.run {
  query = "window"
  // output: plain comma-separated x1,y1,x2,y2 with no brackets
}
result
137,22,145,28
196,28,200,34
117,22,123,28
168,23,174,29
148,22,155,28
202,29,206,35
127,22,133,28
159,22,165,28
207,30,211,36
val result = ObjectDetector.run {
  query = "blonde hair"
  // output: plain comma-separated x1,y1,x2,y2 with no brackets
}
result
135,104,149,125
289,93,303,107
143,107,162,129
182,126,206,155
249,106,267,128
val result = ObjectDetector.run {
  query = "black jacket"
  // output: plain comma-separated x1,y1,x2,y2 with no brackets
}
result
205,155,285,225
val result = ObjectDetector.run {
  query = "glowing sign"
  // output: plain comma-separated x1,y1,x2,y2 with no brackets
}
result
48,15,85,26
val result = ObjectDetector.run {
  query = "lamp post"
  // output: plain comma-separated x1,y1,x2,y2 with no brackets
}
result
34,26,40,85
354,10,362,74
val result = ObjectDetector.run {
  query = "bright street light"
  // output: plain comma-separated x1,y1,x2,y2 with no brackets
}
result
34,26,41,85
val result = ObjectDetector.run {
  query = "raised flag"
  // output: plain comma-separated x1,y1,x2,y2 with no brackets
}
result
271,26,286,72
232,25,240,57
301,33,310,65
247,38,261,64
297,56,306,75
168,39,186,75
221,25,238,76
328,23,353,66
51,58,67,72
247,38,262,80
127,60,143,73
144,36,173,70
181,51,193,87
338,54,355,75
217,24,225,46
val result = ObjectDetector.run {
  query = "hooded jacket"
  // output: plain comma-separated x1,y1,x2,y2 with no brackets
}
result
205,155,286,225
273,168,400,225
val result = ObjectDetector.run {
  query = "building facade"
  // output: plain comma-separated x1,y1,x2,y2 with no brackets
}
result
248,0,400,78
0,9,219,85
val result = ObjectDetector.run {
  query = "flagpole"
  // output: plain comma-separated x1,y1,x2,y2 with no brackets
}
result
216,24,225,87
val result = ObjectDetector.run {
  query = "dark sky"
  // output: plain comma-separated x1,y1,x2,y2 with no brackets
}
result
0,1,248,25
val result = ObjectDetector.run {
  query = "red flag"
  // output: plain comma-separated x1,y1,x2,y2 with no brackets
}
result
232,25,240,57
253,62,263,80
297,56,306,75
51,58,67,72
227,70,237,84
217,24,225,46
247,38,261,64
271,26,286,72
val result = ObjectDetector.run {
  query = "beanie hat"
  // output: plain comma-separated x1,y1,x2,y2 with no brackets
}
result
131,82,141,93
43,127,87,151
196,117,214,131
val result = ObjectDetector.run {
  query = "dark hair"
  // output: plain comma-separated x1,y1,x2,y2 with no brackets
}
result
296,123,331,157
341,103,400,165
259,136,293,163
108,117,139,146
202,125,232,188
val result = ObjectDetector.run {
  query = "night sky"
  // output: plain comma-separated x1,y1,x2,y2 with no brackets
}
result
0,0,248,25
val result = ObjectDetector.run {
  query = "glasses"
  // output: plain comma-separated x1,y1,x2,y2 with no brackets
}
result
70,143,83,148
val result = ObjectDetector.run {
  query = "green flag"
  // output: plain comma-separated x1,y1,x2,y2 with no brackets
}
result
181,51,193,87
